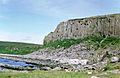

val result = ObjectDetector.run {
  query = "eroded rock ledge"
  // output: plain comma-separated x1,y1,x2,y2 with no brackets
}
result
44,14,120,44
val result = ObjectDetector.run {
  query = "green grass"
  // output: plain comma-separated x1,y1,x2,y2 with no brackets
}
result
43,36,120,49
0,70,120,78
0,41,41,55
104,73,120,78
43,36,102,49
104,62,120,71
0,70,90,78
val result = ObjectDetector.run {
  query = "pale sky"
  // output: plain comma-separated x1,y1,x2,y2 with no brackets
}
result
0,0,120,44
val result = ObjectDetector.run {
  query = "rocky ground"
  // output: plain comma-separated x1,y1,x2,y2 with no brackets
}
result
0,43,120,72
24,43,120,71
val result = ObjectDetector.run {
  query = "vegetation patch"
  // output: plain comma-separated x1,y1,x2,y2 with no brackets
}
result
0,70,91,78
43,36,120,49
104,62,120,71
0,70,120,78
0,41,41,55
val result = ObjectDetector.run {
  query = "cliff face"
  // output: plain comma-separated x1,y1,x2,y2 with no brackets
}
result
44,14,120,44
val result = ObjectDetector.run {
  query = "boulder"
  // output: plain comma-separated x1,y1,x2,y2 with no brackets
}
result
61,59,89,65
84,62,107,70
79,59,89,65
41,67,51,71
111,57,119,63
91,76,100,78
107,69,120,74
68,59,80,65
52,67,62,71
65,69,71,72
87,71,92,75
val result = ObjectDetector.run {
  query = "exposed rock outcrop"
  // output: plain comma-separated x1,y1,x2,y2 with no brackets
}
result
24,44,109,71
44,14,120,44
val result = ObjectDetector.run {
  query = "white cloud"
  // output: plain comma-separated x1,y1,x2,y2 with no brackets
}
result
0,31,43,44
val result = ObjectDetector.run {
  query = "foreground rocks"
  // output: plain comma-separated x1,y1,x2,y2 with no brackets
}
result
23,44,109,71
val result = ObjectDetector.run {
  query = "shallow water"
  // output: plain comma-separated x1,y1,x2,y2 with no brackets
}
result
0,58,33,67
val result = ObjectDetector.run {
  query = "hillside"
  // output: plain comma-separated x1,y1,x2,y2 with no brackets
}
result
0,41,41,55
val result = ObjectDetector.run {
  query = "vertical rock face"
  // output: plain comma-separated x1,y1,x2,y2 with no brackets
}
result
44,14,120,44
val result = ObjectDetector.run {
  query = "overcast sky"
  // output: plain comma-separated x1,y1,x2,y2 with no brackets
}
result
0,0,120,44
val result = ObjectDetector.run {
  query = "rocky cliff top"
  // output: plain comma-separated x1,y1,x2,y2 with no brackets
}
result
44,13,120,44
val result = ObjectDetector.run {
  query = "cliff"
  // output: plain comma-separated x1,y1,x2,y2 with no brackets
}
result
44,13,120,44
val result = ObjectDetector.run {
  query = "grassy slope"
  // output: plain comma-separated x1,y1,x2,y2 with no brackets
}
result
0,36,120,55
0,70,120,78
0,41,41,55
0,71,90,78
43,36,120,49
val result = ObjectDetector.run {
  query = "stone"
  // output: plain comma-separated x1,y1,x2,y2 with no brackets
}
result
59,59,89,66
65,69,70,72
111,56,119,63
41,67,51,71
91,76,100,78
68,59,80,65
79,59,89,65
84,62,107,70
107,69,120,74
52,67,62,71
92,62,107,70
87,71,92,75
